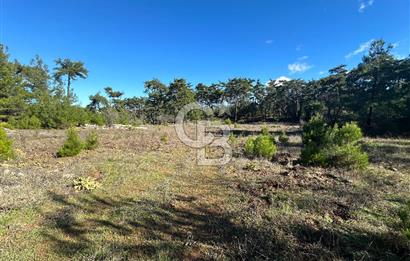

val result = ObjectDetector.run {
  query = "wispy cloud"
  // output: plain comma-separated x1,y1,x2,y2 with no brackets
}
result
319,71,326,75
265,39,273,44
288,61,312,74
359,0,374,12
296,44,303,51
298,56,309,60
345,39,374,58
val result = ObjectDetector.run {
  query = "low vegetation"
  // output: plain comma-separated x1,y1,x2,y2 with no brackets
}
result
244,134,277,159
399,201,410,240
300,115,368,169
72,176,100,191
0,125,409,260
0,127,14,161
278,130,289,143
56,128,84,157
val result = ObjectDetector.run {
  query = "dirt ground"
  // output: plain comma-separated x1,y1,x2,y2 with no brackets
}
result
0,124,409,260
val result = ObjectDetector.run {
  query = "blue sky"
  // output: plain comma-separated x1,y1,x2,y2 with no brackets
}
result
1,0,409,105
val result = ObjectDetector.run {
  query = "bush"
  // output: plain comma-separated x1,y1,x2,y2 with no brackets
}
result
244,137,256,156
224,118,232,125
84,131,99,150
399,201,410,241
90,113,105,126
278,131,289,143
9,115,41,129
0,127,14,161
323,144,369,170
333,122,363,145
244,135,277,160
300,115,368,169
57,127,84,157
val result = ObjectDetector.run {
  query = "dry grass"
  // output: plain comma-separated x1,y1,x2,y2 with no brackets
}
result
0,124,409,260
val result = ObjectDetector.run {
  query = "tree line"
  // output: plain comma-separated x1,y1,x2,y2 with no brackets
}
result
0,39,409,135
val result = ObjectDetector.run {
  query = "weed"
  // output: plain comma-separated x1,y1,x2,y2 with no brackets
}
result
160,134,169,144
73,176,100,191
278,131,289,143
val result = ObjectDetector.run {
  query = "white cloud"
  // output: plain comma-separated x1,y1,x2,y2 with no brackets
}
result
265,39,273,44
319,71,326,75
298,56,309,60
296,44,303,51
266,76,291,86
269,76,291,86
345,39,374,58
288,62,312,74
359,0,374,12
392,41,400,48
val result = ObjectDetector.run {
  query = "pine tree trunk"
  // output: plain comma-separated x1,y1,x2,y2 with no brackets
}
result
67,76,71,99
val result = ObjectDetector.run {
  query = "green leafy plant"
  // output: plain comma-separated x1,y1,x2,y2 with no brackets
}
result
244,134,277,160
278,131,289,143
300,115,368,169
0,127,14,161
57,127,84,157
160,134,169,144
73,176,100,191
84,131,99,150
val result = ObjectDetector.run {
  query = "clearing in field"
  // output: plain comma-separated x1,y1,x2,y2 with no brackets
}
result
0,124,409,260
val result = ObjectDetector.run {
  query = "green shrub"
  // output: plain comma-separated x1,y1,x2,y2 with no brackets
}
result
244,137,256,156
323,144,369,170
333,122,363,145
278,131,289,143
300,115,368,169
224,118,232,125
254,135,277,159
0,127,14,161
0,122,14,129
84,131,99,150
244,135,277,160
90,113,105,126
399,201,410,240
9,115,42,129
57,128,84,157
73,177,100,191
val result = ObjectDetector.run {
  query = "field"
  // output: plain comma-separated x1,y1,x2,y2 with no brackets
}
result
0,124,409,260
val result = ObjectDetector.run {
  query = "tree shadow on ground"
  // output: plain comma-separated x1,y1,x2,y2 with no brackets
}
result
41,191,410,260
42,191,287,260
